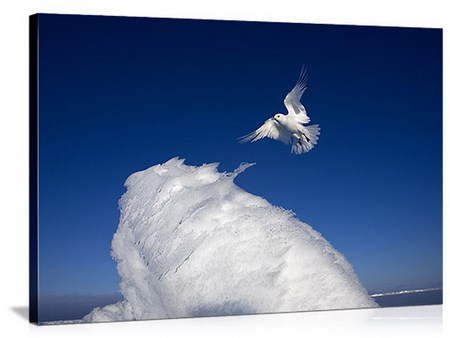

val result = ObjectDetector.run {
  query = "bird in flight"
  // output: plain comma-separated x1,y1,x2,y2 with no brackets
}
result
238,67,320,154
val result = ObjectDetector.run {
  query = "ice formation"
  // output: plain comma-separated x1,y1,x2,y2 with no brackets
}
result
83,158,377,322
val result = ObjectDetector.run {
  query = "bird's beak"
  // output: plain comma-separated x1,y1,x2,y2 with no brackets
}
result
270,117,275,120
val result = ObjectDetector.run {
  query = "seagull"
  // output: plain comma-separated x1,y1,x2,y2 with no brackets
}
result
238,67,320,154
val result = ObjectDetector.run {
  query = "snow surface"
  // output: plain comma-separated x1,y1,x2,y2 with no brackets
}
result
370,288,442,297
83,158,377,322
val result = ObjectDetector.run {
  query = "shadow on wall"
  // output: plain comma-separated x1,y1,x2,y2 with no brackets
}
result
11,306,29,321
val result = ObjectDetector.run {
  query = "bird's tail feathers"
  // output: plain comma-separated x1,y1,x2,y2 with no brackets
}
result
291,124,320,154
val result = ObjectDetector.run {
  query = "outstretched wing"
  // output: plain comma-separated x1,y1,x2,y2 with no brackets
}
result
283,66,310,124
238,118,291,144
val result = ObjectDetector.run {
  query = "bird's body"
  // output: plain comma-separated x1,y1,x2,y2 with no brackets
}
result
238,67,320,154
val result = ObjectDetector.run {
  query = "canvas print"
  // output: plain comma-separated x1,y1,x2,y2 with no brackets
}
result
29,14,442,325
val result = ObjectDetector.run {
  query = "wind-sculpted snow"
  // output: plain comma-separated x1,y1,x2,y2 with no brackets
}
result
83,158,377,322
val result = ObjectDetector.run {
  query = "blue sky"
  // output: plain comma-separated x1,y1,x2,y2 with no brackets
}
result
37,14,442,299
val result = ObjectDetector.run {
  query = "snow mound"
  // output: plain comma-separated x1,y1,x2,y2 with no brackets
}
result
83,158,377,322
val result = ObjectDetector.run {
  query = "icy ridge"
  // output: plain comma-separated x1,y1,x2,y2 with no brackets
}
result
83,158,377,322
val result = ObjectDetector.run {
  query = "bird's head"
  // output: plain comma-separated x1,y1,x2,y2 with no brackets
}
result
271,113,284,122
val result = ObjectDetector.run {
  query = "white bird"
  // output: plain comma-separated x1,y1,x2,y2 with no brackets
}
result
238,67,320,154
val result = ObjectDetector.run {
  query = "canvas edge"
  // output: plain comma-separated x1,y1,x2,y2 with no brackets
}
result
29,13,39,325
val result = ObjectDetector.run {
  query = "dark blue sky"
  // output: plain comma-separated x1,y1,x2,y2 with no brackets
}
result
37,14,442,298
